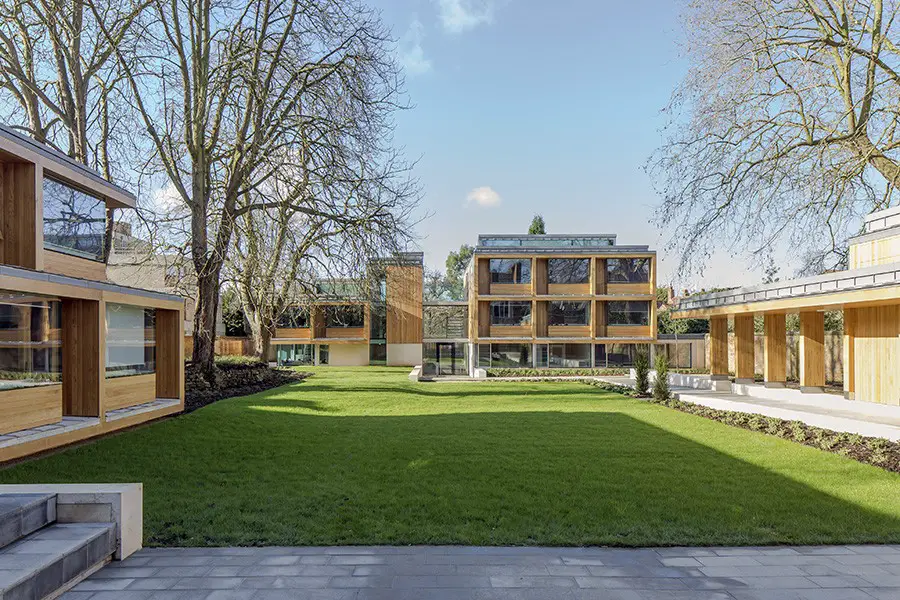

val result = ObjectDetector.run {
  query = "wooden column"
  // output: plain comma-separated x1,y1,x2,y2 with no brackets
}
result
709,315,728,379
843,307,856,400
799,310,825,392
156,308,185,401
61,298,102,417
733,314,755,383
763,313,787,387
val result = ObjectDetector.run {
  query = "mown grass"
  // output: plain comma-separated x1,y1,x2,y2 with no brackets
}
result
1,367,899,547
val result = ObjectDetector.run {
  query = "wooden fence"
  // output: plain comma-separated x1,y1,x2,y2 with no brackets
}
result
184,336,254,358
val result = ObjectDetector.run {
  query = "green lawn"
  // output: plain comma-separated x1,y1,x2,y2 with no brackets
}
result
2,367,900,547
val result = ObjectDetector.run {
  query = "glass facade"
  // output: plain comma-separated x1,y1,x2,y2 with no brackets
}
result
548,258,590,284
276,306,309,328
325,305,365,328
658,342,693,369
489,259,531,284
549,344,591,368
369,341,386,365
423,305,468,339
481,236,614,247
607,258,651,283
0,292,62,391
548,301,589,326
318,344,329,364
599,344,651,367
106,303,156,378
607,301,650,326
490,343,531,367
423,342,468,376
490,301,532,326
43,178,106,261
276,344,314,366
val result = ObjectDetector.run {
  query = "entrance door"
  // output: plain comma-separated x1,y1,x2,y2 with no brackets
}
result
436,343,465,375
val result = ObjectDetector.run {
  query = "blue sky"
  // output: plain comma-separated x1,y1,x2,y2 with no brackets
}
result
372,0,773,289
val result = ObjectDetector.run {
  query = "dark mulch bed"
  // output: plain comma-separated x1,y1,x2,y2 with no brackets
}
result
184,360,310,413
586,380,900,474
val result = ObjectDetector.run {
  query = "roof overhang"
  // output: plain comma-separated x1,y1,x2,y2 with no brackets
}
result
0,125,136,209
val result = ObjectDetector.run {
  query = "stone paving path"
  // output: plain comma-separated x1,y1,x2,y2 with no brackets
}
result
60,544,900,599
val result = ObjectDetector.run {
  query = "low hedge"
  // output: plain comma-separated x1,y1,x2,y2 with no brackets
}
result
487,368,629,378
584,380,900,474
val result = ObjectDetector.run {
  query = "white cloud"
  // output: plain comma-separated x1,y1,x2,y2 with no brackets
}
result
465,186,502,208
434,0,499,34
399,18,432,76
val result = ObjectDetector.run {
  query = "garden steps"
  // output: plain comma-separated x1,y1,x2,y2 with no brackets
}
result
0,493,117,599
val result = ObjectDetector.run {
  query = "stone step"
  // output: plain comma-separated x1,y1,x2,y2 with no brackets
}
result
0,494,56,550
0,522,116,600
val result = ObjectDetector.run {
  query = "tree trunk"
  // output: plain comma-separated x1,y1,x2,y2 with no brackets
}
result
192,269,220,380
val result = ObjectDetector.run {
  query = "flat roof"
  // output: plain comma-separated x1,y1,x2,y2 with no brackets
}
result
0,125,136,209
674,261,900,316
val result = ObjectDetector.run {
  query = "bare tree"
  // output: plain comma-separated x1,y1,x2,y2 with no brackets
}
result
649,0,900,276
96,0,403,377
0,0,147,257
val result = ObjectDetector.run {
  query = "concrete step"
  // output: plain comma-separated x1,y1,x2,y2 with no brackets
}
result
0,522,116,600
0,494,56,550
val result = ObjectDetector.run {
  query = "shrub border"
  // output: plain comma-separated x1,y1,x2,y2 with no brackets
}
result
584,380,900,474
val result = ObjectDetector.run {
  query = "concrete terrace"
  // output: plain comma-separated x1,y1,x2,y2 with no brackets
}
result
60,544,900,599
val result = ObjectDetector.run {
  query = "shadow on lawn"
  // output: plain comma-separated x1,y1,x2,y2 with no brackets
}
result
3,401,898,547
289,383,610,399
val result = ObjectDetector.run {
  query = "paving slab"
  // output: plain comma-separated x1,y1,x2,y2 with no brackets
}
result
57,545,900,599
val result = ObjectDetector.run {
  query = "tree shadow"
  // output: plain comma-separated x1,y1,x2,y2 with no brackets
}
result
3,402,899,548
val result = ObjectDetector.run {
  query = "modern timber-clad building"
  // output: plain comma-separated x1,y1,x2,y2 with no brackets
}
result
273,234,659,376
0,126,185,463
674,205,900,405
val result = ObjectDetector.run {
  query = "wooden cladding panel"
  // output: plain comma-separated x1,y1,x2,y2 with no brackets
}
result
0,162,37,269
0,385,62,435
764,313,787,384
849,235,900,269
548,325,591,338
105,373,157,411
44,250,106,282
548,283,590,295
490,325,532,338
477,302,490,338
709,315,728,376
853,305,900,405
594,259,607,295
605,325,651,338
61,298,101,417
325,327,367,339
477,258,491,295
386,265,422,344
533,300,548,337
593,300,606,337
733,314,755,380
533,259,548,295
274,328,312,340
156,308,183,401
311,306,326,338
490,283,530,296
799,311,825,388
607,282,652,296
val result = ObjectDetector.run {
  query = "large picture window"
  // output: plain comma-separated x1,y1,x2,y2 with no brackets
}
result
490,259,531,284
548,301,589,326
106,303,156,378
607,301,650,326
548,259,589,284
325,305,365,328
549,344,591,368
491,344,531,367
490,301,531,326
0,292,62,390
607,258,650,283
276,343,314,366
276,306,309,328
43,178,106,261
601,344,651,368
